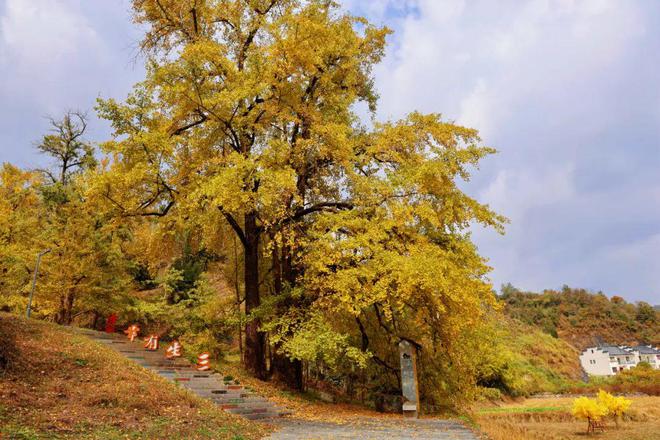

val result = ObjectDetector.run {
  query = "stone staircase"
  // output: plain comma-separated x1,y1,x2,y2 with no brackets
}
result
75,328,289,420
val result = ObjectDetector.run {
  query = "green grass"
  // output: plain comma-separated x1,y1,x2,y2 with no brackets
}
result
0,425,44,440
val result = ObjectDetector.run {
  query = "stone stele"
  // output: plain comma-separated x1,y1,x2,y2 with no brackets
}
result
399,339,420,418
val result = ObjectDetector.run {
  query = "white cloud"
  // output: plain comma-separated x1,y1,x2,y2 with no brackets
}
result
1,0,100,73
479,164,576,219
0,0,143,169
361,0,658,301
374,0,645,130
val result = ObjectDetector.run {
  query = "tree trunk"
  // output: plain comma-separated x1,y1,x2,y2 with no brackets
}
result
243,212,266,379
272,352,304,390
268,236,304,390
56,291,75,325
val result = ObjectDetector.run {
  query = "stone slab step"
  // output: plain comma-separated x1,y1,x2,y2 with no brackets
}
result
210,396,259,403
243,412,284,421
226,406,280,415
210,397,271,405
180,382,245,390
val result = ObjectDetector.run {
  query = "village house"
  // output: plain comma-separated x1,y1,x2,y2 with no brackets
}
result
579,344,660,376
631,345,660,369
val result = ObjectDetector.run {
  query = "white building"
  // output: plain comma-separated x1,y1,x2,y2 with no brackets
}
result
631,345,660,369
579,344,657,376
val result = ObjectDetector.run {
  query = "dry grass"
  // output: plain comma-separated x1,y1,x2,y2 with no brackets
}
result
474,396,660,440
0,313,269,440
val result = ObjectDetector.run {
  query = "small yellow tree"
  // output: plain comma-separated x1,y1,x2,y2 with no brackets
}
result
572,396,609,434
597,390,632,428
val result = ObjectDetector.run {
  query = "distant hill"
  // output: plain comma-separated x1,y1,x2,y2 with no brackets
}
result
499,284,660,350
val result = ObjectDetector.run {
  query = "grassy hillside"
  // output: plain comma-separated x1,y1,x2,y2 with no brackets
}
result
500,285,659,350
475,317,582,398
503,319,582,389
0,313,268,440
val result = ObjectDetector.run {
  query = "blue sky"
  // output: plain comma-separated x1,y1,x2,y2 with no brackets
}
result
1,0,658,303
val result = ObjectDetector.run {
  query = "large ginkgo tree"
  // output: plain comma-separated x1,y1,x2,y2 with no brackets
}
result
96,0,505,395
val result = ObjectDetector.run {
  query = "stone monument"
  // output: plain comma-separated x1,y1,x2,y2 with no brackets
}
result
399,339,420,418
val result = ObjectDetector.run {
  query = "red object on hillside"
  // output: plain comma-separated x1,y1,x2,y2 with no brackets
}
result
105,314,118,333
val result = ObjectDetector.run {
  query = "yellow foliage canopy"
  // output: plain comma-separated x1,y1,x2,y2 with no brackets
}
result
572,396,609,421
597,389,632,417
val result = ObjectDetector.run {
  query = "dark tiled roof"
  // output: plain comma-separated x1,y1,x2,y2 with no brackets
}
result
598,345,631,356
632,345,660,354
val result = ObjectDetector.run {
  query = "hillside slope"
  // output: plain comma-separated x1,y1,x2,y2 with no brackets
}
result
0,313,268,440
500,285,659,350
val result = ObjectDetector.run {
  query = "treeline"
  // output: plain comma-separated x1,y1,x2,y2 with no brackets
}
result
500,284,659,349
0,0,510,411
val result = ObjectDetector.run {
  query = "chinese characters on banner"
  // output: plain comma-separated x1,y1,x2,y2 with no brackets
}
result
124,324,140,342
166,340,182,359
197,352,211,371
144,335,159,350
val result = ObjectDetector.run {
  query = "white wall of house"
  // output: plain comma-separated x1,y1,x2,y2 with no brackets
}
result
614,353,637,371
631,347,660,369
579,347,617,376
637,353,658,366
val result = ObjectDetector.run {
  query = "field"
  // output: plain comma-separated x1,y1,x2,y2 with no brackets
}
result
475,396,660,440
0,314,268,440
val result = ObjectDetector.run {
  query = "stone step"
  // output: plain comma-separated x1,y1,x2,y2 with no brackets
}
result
225,406,279,415
173,377,225,384
205,393,251,401
142,362,194,368
209,397,270,405
216,401,278,410
183,388,249,397
155,370,212,377
242,412,283,421
177,380,243,387
218,404,279,413
202,388,257,396
148,365,202,371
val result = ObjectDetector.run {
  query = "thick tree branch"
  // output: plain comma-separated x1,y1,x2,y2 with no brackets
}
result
218,206,248,248
356,317,369,351
286,201,354,224
190,7,199,35
170,113,208,136
102,191,174,218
